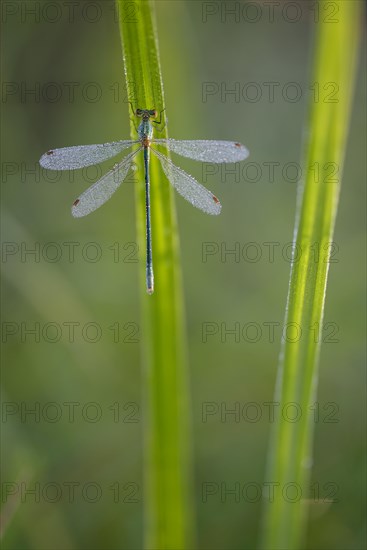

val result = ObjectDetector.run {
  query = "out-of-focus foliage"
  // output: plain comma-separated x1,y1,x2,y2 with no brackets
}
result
1,1,365,549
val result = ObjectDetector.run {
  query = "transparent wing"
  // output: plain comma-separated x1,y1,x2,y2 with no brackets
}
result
72,148,141,218
40,140,138,170
152,148,221,215
153,139,249,163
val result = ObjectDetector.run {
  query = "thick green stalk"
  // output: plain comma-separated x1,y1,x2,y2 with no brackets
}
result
116,1,194,548
261,2,361,548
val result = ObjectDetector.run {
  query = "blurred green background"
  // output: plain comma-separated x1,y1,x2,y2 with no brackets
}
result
1,1,365,549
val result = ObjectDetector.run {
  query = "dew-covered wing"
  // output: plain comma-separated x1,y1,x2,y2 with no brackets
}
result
40,140,138,170
72,149,140,218
154,139,249,163
152,148,221,215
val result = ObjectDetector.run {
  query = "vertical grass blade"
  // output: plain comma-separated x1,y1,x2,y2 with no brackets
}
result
261,1,362,548
116,1,194,548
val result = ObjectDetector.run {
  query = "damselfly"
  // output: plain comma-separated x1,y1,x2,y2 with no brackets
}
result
39,108,249,294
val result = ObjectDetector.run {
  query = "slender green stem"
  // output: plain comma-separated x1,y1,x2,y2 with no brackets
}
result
261,2,361,548
116,1,194,548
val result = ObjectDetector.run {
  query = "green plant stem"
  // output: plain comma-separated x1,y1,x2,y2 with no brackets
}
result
116,1,194,548
261,1,361,548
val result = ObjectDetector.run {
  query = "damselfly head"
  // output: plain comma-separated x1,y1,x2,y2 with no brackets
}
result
135,108,157,120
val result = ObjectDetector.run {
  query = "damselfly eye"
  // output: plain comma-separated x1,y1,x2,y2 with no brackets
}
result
149,110,158,118
136,109,143,116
